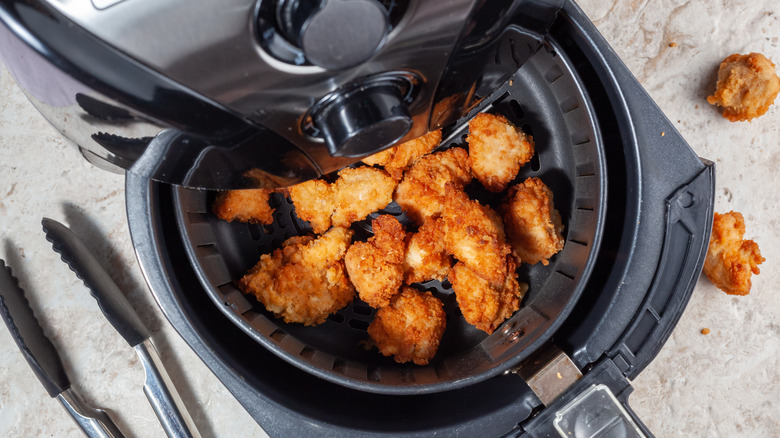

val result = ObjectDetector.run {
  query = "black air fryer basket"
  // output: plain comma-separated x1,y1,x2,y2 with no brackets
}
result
127,1,714,436
173,31,606,394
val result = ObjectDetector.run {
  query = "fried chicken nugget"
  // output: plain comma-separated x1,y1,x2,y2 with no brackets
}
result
362,130,442,180
239,227,355,325
501,177,565,266
331,167,397,228
448,258,527,334
703,211,765,296
707,53,780,122
345,215,407,308
288,179,334,234
467,113,535,192
212,189,276,225
403,218,452,284
367,287,446,365
440,185,512,286
289,167,396,234
394,147,472,225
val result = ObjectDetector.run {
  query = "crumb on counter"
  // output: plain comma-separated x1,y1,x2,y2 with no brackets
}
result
701,328,711,335
669,42,678,47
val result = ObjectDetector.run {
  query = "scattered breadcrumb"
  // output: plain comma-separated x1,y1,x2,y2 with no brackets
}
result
701,328,711,335
703,211,765,295
707,52,780,122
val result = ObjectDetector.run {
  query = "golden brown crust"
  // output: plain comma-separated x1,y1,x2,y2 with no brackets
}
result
467,113,535,192
288,179,334,234
394,147,472,225
288,167,397,234
367,287,446,365
501,177,565,266
707,52,780,122
448,257,527,334
331,167,397,228
212,189,276,225
238,227,355,325
440,185,512,287
703,211,764,295
344,215,407,308
362,130,442,180
403,218,452,284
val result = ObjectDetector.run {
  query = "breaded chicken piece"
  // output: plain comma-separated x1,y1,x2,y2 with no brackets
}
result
501,177,565,266
707,53,780,122
362,130,442,180
703,211,765,295
331,167,397,228
467,113,535,192
394,147,472,225
239,227,355,325
212,189,276,225
440,185,512,286
448,258,527,334
367,287,446,365
403,218,452,284
288,179,334,234
345,215,407,308
289,167,396,234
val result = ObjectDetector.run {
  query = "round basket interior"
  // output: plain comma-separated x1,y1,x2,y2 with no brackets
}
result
173,38,606,395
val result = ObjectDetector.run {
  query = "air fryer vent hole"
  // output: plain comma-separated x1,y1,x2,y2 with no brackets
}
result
529,153,541,172
508,100,525,119
328,313,345,324
367,366,382,382
333,359,346,373
270,329,286,342
555,268,576,281
544,64,564,83
300,346,316,359
247,224,263,241
401,368,415,383
187,212,210,224
352,303,374,316
348,318,370,331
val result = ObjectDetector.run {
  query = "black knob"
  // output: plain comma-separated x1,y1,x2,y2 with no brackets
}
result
277,0,389,70
312,83,412,157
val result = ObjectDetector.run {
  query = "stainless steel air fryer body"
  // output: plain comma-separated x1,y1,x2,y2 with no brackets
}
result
0,0,563,189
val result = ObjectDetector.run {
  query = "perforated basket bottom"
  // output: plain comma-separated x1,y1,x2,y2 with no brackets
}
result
174,36,605,394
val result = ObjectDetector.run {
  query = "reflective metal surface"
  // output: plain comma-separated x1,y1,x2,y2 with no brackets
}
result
57,389,126,438
135,339,202,438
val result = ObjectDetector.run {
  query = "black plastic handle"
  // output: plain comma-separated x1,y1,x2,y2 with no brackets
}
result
0,259,70,397
42,218,150,347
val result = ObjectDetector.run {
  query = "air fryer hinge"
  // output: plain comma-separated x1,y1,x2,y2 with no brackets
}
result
509,344,582,406
518,357,652,437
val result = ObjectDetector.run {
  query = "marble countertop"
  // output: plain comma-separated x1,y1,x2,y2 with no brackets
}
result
1,0,778,436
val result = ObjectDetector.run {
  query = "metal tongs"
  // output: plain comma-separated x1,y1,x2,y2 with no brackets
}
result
0,218,201,438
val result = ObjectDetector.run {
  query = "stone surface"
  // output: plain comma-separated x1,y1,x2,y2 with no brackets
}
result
1,1,778,436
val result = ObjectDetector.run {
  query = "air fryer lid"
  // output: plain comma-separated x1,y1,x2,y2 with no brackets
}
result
173,29,607,395
0,0,565,191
